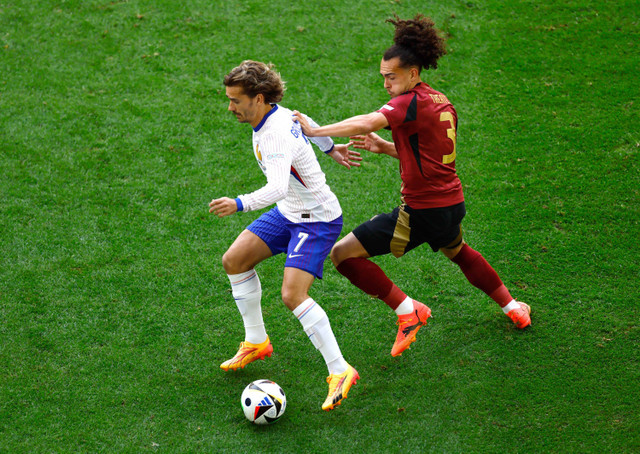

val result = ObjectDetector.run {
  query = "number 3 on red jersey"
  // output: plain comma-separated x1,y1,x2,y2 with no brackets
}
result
440,112,457,164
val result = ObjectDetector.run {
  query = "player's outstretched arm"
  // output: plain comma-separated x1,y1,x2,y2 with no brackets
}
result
292,111,389,138
328,142,362,169
209,197,238,217
350,133,398,159
289,111,362,169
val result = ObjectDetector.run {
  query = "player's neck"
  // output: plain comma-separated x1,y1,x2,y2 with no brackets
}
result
251,104,277,129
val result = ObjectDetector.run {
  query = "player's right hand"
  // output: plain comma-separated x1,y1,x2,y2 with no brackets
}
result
291,110,315,137
349,133,384,153
329,142,362,169
350,133,397,157
209,197,238,217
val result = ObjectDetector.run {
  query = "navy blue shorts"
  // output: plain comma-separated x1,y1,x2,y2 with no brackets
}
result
247,207,343,279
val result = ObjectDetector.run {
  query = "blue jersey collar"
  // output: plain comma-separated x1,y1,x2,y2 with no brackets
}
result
253,104,278,132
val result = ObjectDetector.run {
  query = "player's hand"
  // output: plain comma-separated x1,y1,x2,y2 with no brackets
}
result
209,197,238,217
349,133,386,154
328,142,362,169
291,110,316,137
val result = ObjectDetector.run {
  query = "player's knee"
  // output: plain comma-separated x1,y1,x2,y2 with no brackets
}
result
329,245,342,267
280,286,303,310
330,239,352,266
221,250,241,274
331,233,369,266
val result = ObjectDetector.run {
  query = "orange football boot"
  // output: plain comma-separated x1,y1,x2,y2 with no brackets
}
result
391,301,432,357
220,337,273,371
507,302,531,328
322,365,359,411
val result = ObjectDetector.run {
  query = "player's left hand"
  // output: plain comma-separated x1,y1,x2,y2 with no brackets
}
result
329,142,362,169
291,110,315,137
209,197,238,217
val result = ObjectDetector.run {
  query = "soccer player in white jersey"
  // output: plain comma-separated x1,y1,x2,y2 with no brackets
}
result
209,60,361,411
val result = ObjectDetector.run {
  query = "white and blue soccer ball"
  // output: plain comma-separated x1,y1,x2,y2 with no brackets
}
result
241,379,286,425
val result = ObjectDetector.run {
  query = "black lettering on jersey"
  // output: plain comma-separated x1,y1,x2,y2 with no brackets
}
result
404,94,418,123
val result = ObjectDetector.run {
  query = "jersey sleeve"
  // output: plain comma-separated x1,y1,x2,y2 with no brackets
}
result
377,96,408,129
237,132,291,212
300,113,335,153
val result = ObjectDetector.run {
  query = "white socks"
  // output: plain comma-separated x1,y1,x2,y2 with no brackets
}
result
502,299,519,314
227,274,348,375
228,270,267,344
293,298,348,375
394,296,414,316
397,297,520,315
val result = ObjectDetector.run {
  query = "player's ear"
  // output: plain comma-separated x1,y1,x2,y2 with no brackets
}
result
255,93,265,105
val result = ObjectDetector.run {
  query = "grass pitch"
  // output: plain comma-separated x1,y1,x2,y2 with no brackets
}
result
1,1,638,452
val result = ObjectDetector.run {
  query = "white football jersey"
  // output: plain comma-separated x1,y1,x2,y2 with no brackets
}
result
237,105,342,223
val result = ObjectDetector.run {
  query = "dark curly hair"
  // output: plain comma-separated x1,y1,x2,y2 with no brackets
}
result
223,60,286,104
383,14,447,72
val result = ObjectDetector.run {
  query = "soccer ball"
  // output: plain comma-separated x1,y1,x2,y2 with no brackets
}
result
241,379,286,425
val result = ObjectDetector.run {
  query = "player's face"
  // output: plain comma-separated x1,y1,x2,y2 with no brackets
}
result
380,57,418,98
226,85,259,125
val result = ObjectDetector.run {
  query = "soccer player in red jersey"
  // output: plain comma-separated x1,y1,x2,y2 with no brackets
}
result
293,15,531,357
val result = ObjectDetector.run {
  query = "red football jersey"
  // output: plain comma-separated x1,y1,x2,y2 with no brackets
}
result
378,82,464,209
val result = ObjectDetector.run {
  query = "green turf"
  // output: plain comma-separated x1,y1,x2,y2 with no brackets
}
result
1,0,638,452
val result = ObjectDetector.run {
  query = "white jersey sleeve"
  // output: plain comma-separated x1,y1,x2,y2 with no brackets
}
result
301,114,335,154
237,131,291,212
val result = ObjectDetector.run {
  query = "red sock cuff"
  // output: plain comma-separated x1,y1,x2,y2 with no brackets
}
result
489,285,513,307
383,284,407,310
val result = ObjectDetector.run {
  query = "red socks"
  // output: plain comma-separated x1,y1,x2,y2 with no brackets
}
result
335,245,512,310
451,244,512,307
336,257,406,310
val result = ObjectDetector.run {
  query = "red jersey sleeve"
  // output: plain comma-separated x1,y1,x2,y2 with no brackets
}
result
378,98,409,129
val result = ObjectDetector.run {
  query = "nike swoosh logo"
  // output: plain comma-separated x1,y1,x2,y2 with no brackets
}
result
288,254,303,258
